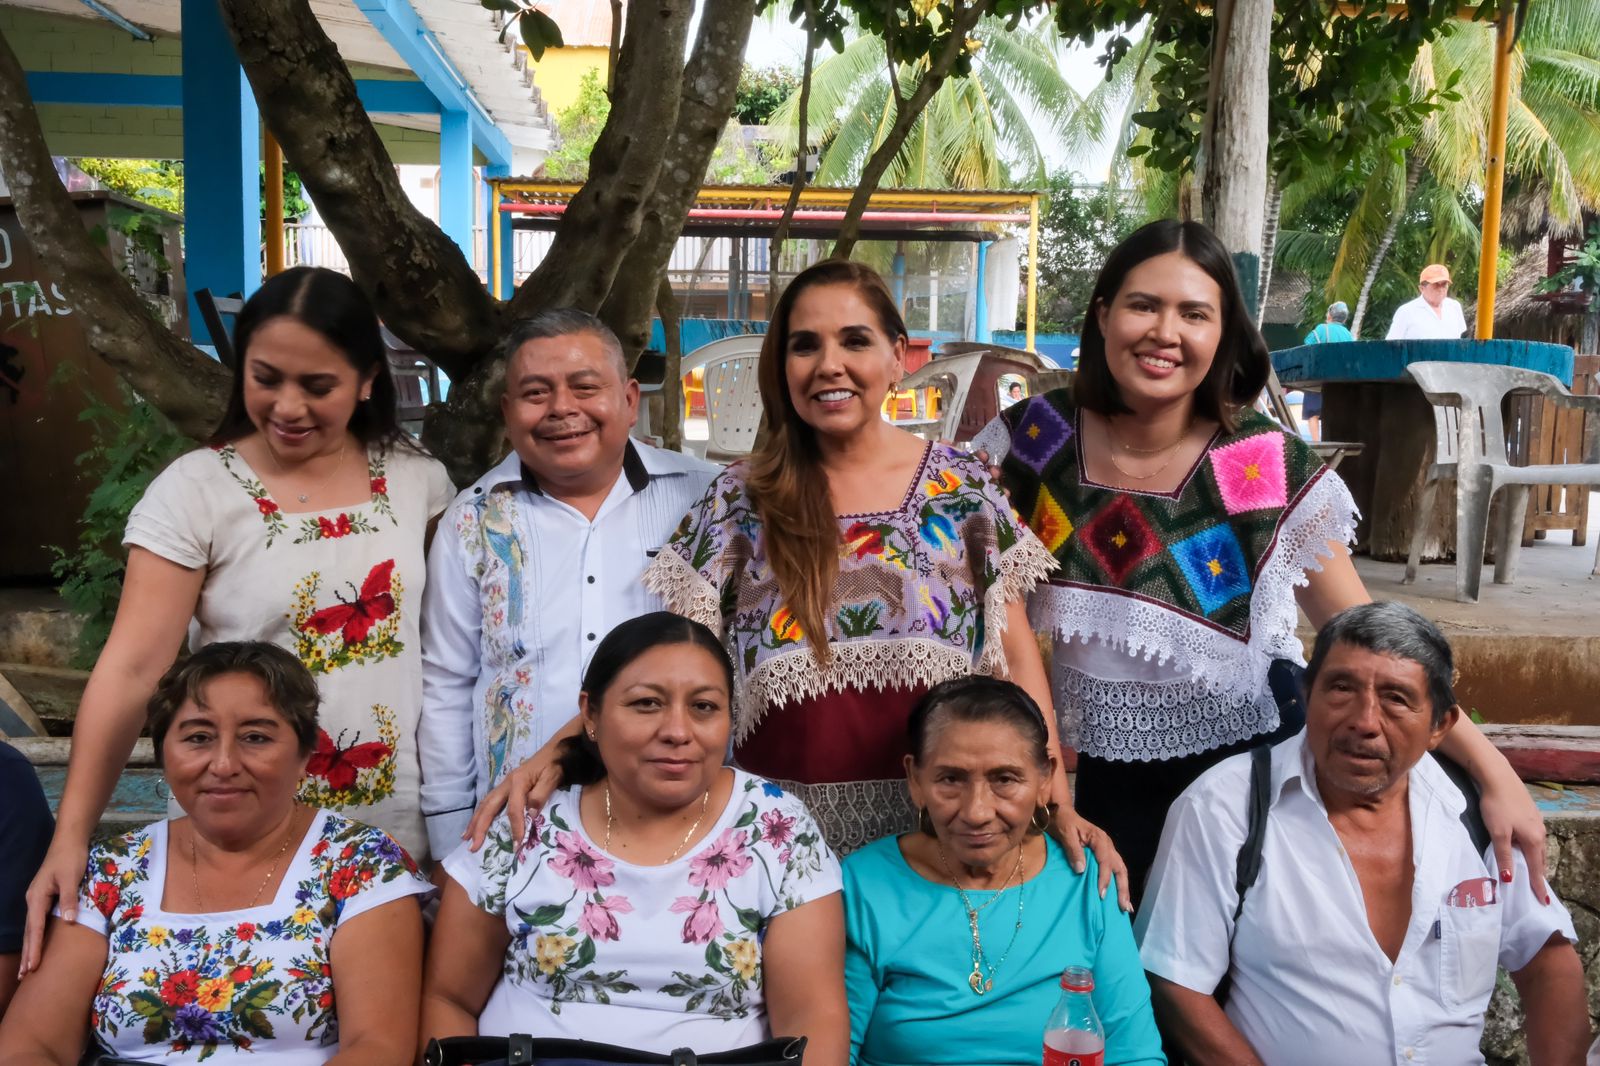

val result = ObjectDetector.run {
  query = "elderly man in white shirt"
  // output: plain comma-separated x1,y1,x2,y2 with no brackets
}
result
1136,601,1589,1066
418,309,717,859
1387,263,1468,340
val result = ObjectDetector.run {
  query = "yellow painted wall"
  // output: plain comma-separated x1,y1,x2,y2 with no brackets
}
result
527,46,608,116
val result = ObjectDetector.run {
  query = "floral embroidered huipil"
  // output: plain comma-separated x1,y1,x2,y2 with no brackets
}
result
72,811,430,1062
125,444,455,857
442,771,840,1054
972,392,1360,763
644,442,1057,852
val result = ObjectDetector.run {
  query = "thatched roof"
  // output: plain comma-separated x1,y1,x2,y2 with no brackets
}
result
1263,271,1313,327
1465,239,1583,335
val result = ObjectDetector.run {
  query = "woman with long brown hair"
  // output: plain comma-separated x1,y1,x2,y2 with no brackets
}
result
645,260,1123,898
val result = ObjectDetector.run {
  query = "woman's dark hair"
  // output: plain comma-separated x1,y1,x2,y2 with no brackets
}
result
907,676,1050,771
1073,219,1270,432
147,641,321,767
556,612,735,786
207,266,407,447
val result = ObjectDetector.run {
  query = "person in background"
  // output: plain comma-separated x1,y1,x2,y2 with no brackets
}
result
0,741,52,1018
1299,301,1355,441
973,220,1548,906
0,642,430,1064
23,266,454,975
1137,603,1590,1066
844,677,1163,1066
1002,381,1025,410
422,613,849,1063
1386,264,1467,340
419,310,716,860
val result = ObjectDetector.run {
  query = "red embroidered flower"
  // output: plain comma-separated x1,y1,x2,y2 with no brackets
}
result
328,866,361,900
122,904,144,923
318,990,334,1010
90,881,120,918
235,921,256,941
369,477,387,495
316,514,353,538
160,969,199,1007
842,521,885,559
340,844,356,861
99,859,118,877
255,497,279,515
231,965,255,984
311,841,330,858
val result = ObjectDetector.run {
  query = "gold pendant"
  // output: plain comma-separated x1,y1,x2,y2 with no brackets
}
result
968,968,991,995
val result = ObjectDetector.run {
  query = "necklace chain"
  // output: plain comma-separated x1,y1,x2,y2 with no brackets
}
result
604,783,711,863
1104,415,1194,482
936,838,1028,995
188,809,301,913
267,438,349,504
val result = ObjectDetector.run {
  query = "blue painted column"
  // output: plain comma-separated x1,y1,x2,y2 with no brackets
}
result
892,243,907,308
439,109,475,262
180,0,260,344
974,241,991,342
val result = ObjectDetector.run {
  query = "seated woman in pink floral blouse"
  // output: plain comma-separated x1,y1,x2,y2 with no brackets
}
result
0,642,430,1065
422,613,849,1064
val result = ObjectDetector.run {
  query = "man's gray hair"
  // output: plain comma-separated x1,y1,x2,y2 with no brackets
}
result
1328,301,1350,324
502,308,628,381
1304,601,1456,727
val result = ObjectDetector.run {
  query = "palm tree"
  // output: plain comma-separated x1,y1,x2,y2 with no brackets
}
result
768,18,1083,190
1327,0,1600,335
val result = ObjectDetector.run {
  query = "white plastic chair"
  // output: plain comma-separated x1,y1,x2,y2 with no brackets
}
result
1403,360,1600,602
703,355,764,461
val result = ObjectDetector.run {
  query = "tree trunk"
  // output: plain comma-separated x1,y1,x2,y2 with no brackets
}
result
0,29,229,439
769,12,817,299
219,0,498,379
598,0,755,365
1256,171,1283,324
1351,151,1424,338
656,277,684,451
831,1,990,259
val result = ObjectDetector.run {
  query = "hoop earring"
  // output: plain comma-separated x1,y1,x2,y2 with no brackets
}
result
1031,806,1050,834
918,807,936,837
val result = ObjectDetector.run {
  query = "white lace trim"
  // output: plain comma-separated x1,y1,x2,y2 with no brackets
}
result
970,416,1012,466
736,640,977,746
1031,468,1360,704
642,549,724,636
1057,666,1281,761
975,534,1059,678
767,777,915,855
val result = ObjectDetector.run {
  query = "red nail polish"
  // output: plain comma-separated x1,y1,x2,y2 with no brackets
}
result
1500,868,1512,883
1544,895,1552,906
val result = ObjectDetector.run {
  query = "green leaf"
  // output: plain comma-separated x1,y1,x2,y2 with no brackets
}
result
246,981,281,1009
244,1008,275,1039
514,902,569,927
519,14,546,61
705,941,726,972
479,0,522,10
733,806,757,828
737,906,763,932
128,990,167,1019
574,937,597,968
520,9,563,60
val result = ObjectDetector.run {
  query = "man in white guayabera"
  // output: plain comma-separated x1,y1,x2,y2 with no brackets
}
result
1386,263,1467,340
1136,601,1591,1066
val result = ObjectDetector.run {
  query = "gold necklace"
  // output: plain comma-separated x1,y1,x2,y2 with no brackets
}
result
604,783,711,863
267,438,349,504
188,809,302,912
936,838,1027,995
1104,416,1194,482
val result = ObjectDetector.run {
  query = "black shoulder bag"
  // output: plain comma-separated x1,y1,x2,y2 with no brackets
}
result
422,1035,807,1066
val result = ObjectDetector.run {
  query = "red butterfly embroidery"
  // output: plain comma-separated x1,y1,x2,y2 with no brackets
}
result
301,560,396,645
306,728,391,792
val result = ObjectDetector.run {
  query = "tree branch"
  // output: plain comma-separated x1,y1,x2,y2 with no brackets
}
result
596,0,755,361
0,29,228,440
770,12,817,300
218,0,497,380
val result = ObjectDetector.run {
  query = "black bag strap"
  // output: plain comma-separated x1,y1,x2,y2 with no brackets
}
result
424,1035,804,1066
1232,744,1274,924
671,1053,699,1066
1433,752,1492,856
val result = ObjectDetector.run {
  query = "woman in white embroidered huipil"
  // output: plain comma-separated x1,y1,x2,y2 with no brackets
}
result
973,220,1552,903
22,269,454,975
0,642,430,1065
423,613,849,1063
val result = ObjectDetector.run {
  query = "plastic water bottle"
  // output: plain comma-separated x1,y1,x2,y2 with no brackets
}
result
1043,966,1105,1066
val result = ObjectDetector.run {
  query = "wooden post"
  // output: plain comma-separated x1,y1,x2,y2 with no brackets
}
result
1476,12,1514,341
1026,194,1039,351
264,132,285,277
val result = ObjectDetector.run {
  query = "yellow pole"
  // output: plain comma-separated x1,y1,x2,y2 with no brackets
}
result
264,133,285,277
1475,12,1513,341
1026,193,1039,351
491,180,503,300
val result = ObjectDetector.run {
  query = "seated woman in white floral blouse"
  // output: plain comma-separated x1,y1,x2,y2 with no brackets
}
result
422,612,849,1064
0,642,430,1065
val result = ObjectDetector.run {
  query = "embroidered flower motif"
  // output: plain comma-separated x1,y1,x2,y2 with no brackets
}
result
91,881,120,919
842,521,886,559
769,607,804,644
317,514,354,539
925,468,962,496
759,809,796,849
1029,486,1074,556
550,831,616,892
725,937,760,981
1209,432,1289,515
578,896,634,941
761,782,784,798
534,933,577,975
255,496,279,515
689,829,754,891
369,476,387,495
195,977,234,1012
1170,524,1253,615
159,969,199,1007
235,922,256,941
172,1002,222,1042
146,926,168,947
670,896,724,944
919,511,959,557
1009,398,1073,473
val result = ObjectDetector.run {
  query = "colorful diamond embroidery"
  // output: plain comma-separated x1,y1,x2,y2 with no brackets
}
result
1010,398,1073,474
1170,524,1252,615
1209,432,1288,515
1029,487,1073,555
1080,495,1161,585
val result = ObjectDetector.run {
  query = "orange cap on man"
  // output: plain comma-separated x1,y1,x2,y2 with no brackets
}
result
1419,263,1451,284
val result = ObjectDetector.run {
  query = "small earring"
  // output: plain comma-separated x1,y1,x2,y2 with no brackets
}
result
360,393,371,402
587,730,596,741
917,807,936,837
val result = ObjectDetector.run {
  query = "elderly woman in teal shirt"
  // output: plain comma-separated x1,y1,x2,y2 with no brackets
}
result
843,677,1164,1066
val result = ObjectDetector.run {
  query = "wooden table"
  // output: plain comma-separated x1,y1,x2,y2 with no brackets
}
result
1272,339,1575,561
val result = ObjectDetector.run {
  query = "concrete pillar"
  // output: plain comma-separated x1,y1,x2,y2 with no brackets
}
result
439,109,474,261
974,241,991,343
181,0,260,344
